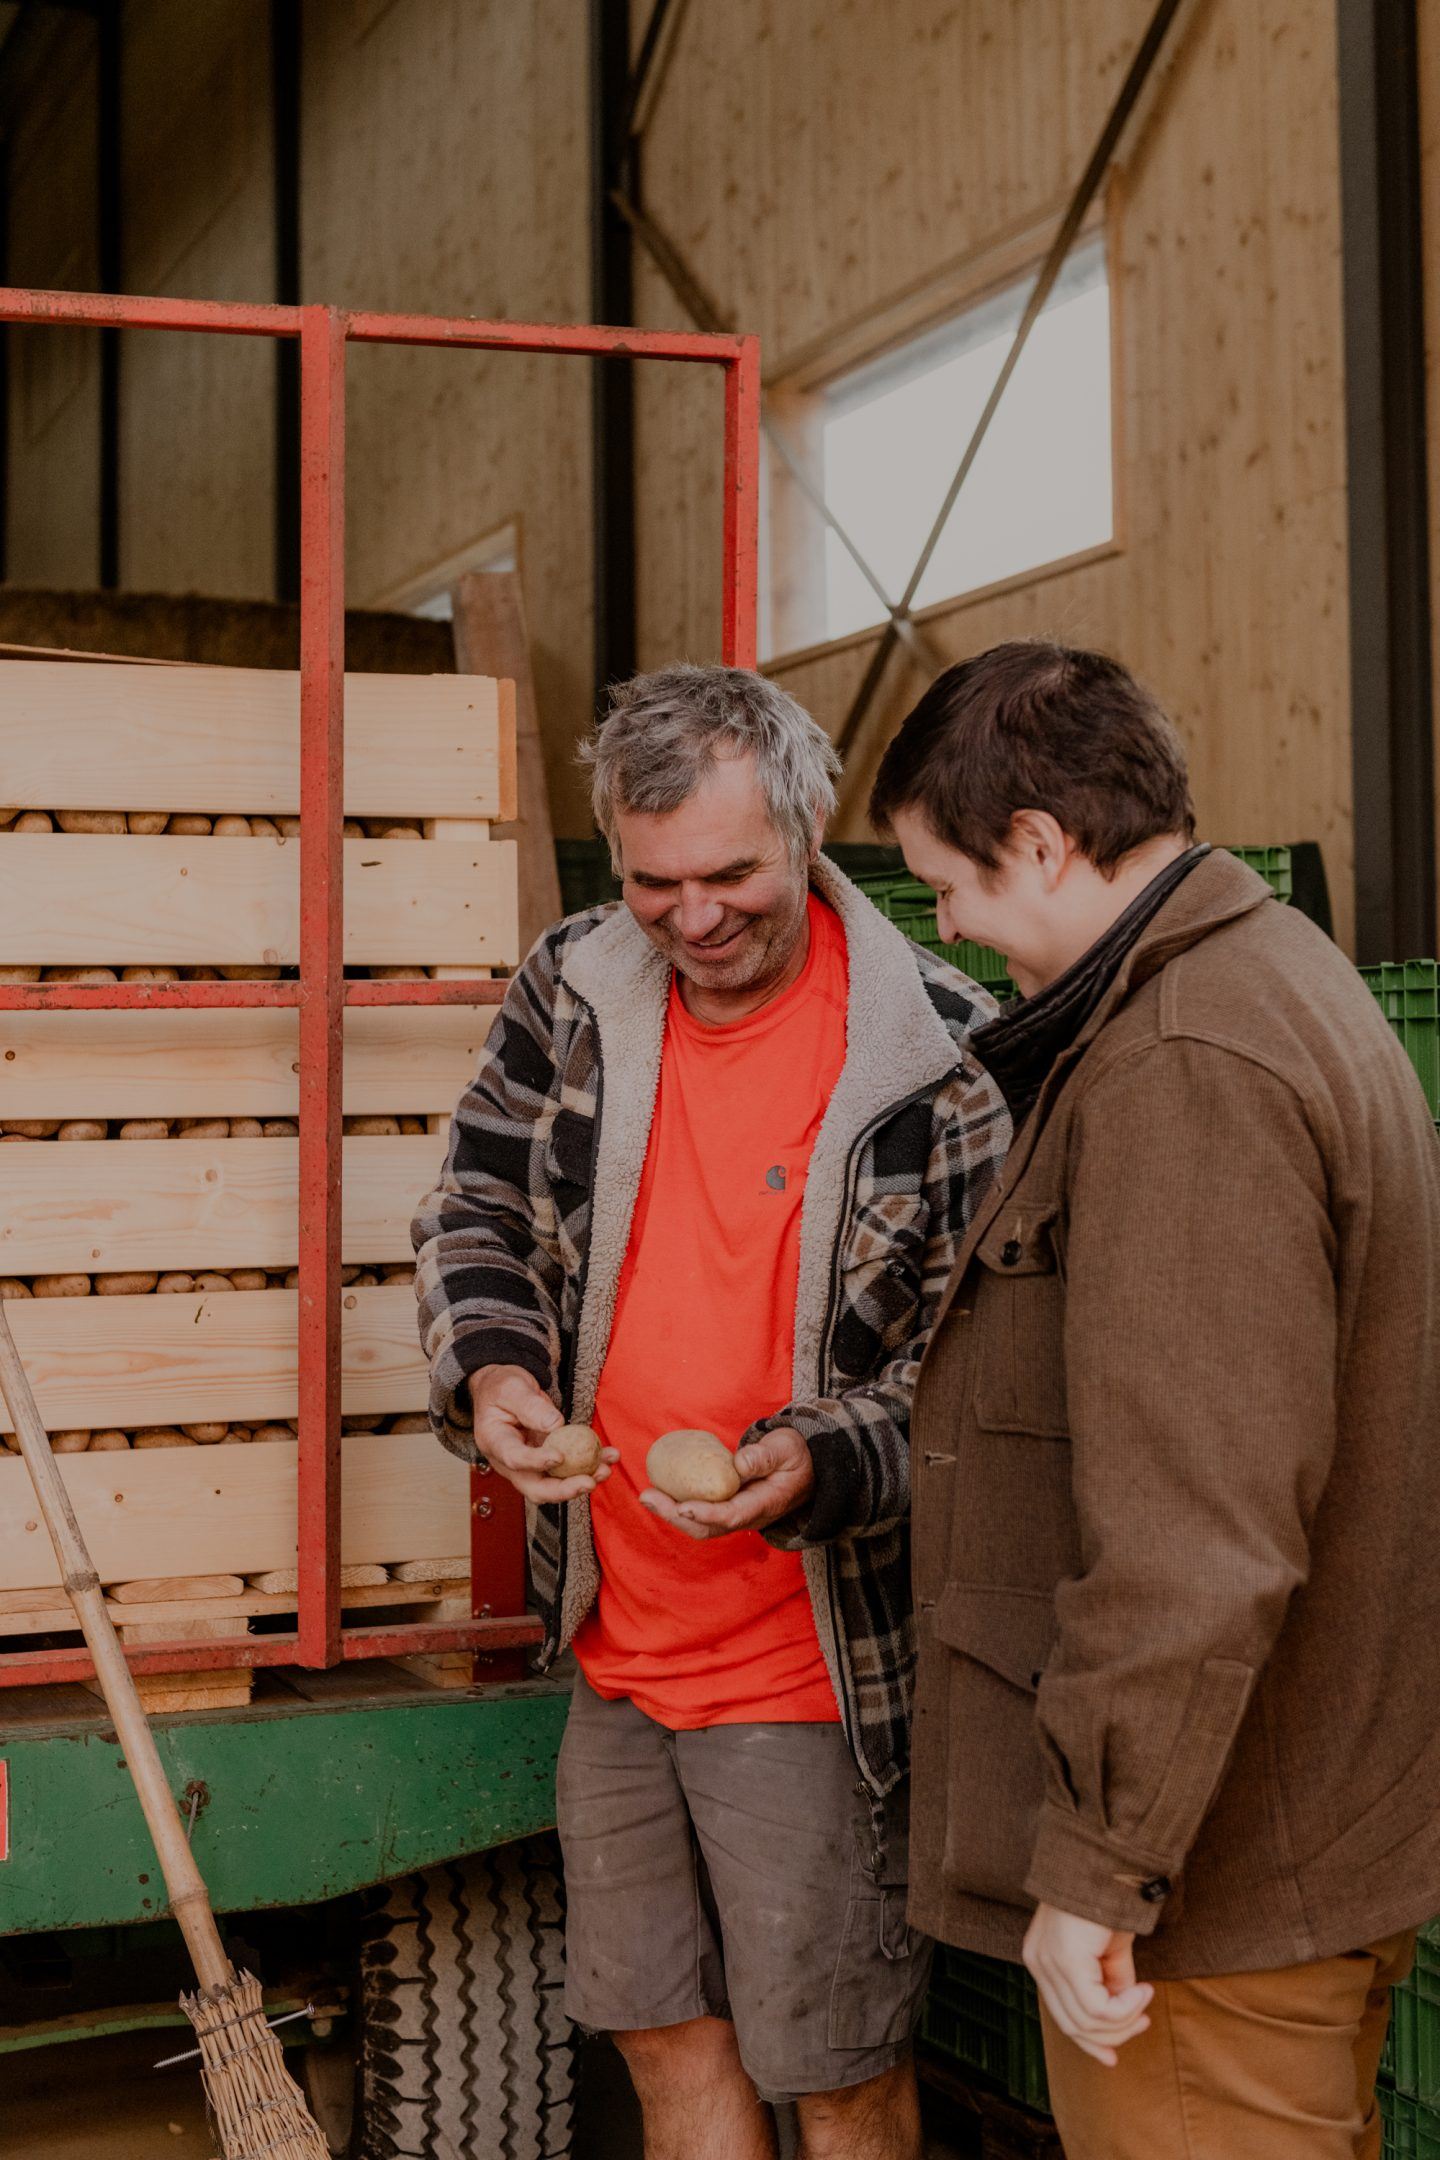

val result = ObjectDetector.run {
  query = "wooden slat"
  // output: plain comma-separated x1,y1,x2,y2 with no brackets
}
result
0,1289,423,1433
0,661,508,817
0,1005,493,1118
0,1580,470,1637
0,1432,470,1591
0,836,519,967
0,1138,433,1273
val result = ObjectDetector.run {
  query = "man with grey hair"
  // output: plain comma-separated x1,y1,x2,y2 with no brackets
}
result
413,664,1007,2158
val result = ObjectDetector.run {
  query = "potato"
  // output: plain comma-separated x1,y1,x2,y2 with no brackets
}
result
545,1423,604,1479
251,1423,295,1444
213,814,252,837
277,816,301,838
0,1279,33,1299
155,1271,196,1294
264,1119,298,1137
218,965,282,980
343,819,365,839
57,1119,107,1141
229,1268,267,1290
132,1426,190,1448
0,967,43,982
250,816,281,839
2,1119,61,1136
345,1115,400,1135
645,1429,741,1504
44,968,116,984
57,809,125,834
52,1430,91,1452
121,965,179,982
14,811,53,832
167,813,212,836
398,1116,428,1135
119,1119,171,1139
32,1274,91,1298
194,1271,235,1293
176,1117,229,1138
127,811,168,834
89,1429,129,1451
369,966,427,980
230,1118,264,1139
388,1414,431,1434
183,1423,228,1443
94,1271,159,1296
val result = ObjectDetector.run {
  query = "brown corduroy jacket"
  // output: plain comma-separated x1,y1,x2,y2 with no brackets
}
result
908,850,1440,1978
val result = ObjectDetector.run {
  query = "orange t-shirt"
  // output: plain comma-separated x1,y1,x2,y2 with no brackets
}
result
572,893,848,1729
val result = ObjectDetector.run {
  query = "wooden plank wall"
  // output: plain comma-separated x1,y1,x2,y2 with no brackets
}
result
300,0,594,837
631,0,1358,946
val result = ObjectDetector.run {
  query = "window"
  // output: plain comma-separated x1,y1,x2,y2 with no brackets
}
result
783,234,1114,650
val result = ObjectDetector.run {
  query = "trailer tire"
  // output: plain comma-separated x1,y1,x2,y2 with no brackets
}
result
311,1835,575,2160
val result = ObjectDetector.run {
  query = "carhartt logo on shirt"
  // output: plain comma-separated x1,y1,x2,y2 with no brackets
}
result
764,1165,788,1192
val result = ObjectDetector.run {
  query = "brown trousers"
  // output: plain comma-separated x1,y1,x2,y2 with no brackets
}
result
1041,1932,1415,2160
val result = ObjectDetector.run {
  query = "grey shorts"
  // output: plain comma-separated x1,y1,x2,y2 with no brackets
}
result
555,1670,933,2103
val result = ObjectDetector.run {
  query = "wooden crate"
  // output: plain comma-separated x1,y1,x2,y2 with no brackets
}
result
0,656,517,1704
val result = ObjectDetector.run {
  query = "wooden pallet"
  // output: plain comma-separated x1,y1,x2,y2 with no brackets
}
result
918,2056,1064,2160
0,654,518,1705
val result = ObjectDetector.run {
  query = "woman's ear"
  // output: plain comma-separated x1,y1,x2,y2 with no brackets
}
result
1007,809,1071,889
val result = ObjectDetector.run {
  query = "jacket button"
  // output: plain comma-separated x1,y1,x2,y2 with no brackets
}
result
1139,1876,1170,1903
1001,1239,1022,1266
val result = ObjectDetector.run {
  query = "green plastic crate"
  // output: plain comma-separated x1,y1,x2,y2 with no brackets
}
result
1361,960,1440,1121
1228,843,1295,903
1382,2084,1440,2160
851,871,1015,996
920,1948,1051,2115
1383,1926,1440,2105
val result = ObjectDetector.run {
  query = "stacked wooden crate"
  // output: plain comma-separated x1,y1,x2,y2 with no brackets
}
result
0,654,519,1707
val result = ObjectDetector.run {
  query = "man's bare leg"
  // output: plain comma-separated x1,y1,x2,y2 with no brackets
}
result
614,2014,777,2160
794,2057,924,2160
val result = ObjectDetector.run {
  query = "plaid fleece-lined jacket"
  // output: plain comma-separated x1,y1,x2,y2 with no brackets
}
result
412,856,1010,1799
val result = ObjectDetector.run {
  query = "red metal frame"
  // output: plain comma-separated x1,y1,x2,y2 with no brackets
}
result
0,286,761,1689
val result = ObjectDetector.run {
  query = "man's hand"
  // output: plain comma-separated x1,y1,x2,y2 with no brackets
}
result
469,1366,618,1505
1022,1905,1153,2067
638,1427,815,1542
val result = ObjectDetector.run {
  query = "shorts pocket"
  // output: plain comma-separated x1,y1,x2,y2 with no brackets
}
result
828,1891,930,2048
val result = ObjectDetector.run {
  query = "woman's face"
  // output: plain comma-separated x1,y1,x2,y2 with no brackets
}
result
888,805,1054,997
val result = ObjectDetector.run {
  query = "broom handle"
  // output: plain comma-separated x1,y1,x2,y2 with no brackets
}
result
0,1301,233,1994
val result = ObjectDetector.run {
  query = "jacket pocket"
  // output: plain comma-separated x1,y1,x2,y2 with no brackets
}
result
930,1584,1058,1905
972,1205,1069,1440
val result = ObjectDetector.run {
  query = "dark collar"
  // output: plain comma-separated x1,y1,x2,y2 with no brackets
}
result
970,844,1211,1122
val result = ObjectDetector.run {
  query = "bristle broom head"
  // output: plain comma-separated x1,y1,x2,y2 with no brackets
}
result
182,1967,330,2159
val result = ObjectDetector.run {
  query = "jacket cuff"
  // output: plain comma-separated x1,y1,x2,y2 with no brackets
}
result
749,1407,861,1547
1024,1805,1177,1937
428,1328,556,1460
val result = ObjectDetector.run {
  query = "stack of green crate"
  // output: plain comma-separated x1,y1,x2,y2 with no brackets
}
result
855,844,1295,1002
919,1947,1050,2114
1361,959,1440,1132
1379,1926,1440,2156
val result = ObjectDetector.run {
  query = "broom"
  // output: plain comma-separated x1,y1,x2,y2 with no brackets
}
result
0,1298,330,2159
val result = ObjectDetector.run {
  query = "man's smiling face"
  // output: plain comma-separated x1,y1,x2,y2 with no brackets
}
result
616,750,814,999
